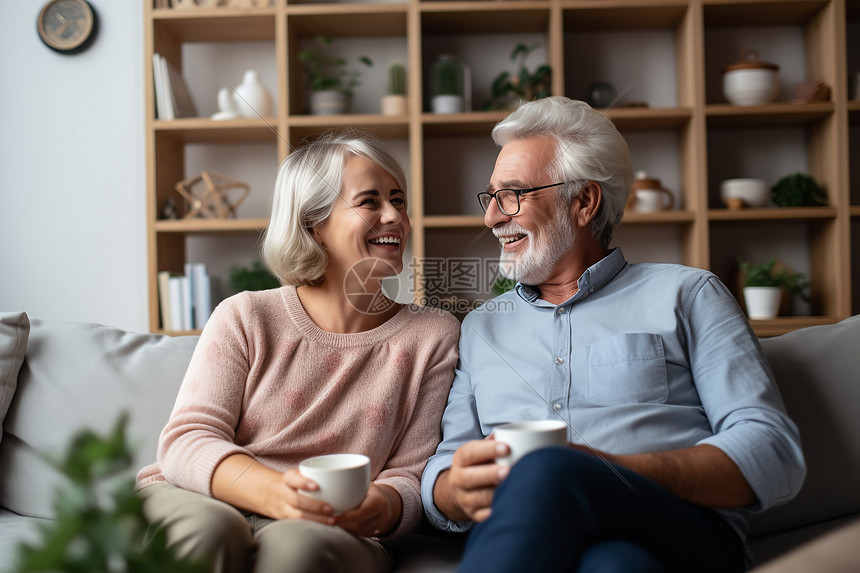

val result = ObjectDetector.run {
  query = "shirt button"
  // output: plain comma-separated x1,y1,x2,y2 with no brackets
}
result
556,356,564,364
558,307,566,314
553,403,562,411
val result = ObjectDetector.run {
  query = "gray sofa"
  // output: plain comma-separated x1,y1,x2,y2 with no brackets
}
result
1,311,859,572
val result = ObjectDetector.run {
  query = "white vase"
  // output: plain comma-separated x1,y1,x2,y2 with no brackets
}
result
233,69,273,118
310,90,349,115
743,286,782,320
211,87,240,120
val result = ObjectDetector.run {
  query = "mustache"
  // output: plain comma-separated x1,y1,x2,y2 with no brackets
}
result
492,223,530,238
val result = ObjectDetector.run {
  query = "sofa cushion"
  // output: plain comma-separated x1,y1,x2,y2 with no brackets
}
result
0,509,48,573
0,312,29,448
0,319,198,520
750,314,860,537
748,516,860,573
747,513,858,567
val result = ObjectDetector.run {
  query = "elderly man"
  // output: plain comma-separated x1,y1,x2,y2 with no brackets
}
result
421,97,805,572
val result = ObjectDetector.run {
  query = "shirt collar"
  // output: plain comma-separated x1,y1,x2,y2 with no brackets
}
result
515,248,628,307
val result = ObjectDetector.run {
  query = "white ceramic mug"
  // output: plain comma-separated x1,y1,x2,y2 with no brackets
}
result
494,420,568,466
299,453,371,515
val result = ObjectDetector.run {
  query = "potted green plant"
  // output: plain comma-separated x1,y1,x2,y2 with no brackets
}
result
737,257,810,319
298,35,372,115
771,172,828,207
484,43,552,111
381,62,408,116
431,54,469,113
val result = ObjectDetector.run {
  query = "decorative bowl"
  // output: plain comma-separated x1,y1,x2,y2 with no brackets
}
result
723,50,779,106
720,178,770,209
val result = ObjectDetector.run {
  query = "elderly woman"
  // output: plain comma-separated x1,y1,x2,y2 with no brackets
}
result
136,132,460,573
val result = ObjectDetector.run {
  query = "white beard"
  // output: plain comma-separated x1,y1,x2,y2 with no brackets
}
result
495,205,576,286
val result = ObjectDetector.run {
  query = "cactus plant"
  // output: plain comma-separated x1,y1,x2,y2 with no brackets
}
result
433,55,465,96
388,62,407,96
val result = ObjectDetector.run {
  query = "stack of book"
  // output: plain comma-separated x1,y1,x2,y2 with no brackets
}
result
158,263,213,332
152,52,197,120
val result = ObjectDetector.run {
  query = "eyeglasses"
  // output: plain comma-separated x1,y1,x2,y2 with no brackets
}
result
477,182,570,216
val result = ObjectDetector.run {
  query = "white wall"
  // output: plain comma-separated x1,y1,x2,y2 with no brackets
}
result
0,1,147,332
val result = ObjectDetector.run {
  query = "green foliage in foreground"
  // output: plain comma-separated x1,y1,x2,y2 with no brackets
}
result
12,414,208,573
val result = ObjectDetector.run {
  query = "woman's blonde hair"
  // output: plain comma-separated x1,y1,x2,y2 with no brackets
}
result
262,131,407,286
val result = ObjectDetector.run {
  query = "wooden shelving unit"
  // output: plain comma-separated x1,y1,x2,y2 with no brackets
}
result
144,0,859,336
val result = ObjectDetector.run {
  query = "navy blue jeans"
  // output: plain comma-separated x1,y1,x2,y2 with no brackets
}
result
458,447,746,573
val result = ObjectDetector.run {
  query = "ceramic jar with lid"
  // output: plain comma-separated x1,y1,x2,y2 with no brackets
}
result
723,50,780,106
628,171,675,213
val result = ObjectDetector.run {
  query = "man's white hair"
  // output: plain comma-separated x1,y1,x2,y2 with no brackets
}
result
491,97,633,249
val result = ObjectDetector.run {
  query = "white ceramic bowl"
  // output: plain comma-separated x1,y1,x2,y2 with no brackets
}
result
723,69,779,106
720,178,770,208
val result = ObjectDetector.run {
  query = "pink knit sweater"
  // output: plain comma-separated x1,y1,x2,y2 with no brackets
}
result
136,286,460,537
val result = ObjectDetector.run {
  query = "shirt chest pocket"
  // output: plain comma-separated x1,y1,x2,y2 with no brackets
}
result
585,333,669,405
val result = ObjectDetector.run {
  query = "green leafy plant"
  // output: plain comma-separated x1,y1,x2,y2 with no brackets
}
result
11,414,207,573
387,62,407,96
229,260,281,294
298,35,372,97
491,276,517,296
771,173,828,207
738,257,810,302
484,43,552,111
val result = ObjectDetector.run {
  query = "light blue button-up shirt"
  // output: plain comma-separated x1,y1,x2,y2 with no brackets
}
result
421,248,805,539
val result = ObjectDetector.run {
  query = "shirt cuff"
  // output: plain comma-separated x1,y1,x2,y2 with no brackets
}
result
697,424,804,513
421,452,474,533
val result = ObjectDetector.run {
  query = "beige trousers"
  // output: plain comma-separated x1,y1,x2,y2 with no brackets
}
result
139,482,391,573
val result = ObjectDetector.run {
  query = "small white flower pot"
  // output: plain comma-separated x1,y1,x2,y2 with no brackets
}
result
310,90,349,116
432,94,464,114
743,286,782,320
381,94,408,116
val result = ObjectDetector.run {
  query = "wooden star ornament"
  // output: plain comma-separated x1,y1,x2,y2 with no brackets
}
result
174,170,250,219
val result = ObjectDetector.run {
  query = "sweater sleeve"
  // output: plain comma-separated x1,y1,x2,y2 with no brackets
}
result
156,296,256,495
374,313,460,537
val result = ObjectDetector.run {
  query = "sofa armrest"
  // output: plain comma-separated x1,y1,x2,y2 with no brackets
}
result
751,315,860,538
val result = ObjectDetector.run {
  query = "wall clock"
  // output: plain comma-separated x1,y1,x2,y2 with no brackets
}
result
37,0,98,55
